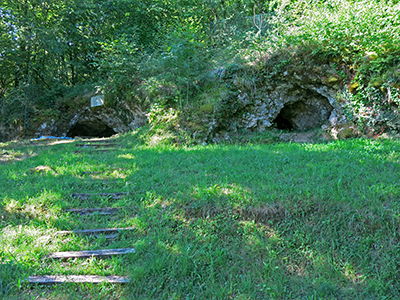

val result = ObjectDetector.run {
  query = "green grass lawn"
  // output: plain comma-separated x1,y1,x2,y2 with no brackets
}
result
1,134,399,299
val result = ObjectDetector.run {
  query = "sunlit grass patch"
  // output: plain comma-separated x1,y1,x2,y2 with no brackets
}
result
0,148,36,163
0,225,60,264
0,136,399,298
191,183,253,207
4,200,55,223
118,153,135,160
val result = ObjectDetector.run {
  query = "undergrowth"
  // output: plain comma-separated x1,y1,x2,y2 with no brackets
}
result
0,0,399,141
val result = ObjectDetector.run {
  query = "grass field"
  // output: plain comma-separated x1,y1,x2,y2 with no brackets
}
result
0,134,399,299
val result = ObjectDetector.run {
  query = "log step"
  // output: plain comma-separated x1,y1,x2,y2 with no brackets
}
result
56,227,135,235
80,168,124,175
65,207,120,215
76,144,117,148
81,171,106,175
75,142,118,147
81,171,104,175
74,149,115,154
71,192,128,200
81,170,124,175
67,233,119,240
28,275,130,284
83,139,115,143
48,248,136,259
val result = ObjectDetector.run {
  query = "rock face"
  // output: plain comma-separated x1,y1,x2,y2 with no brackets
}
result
34,95,147,138
207,57,351,141
67,117,117,138
274,98,333,130
35,120,58,137
66,104,147,138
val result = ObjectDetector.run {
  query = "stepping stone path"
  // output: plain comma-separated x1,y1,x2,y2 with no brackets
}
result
29,139,134,285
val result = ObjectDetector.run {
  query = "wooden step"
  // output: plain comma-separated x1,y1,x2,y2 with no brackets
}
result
76,142,117,145
71,192,128,200
65,207,120,215
74,149,115,154
81,170,124,175
81,168,124,173
81,171,103,175
76,144,117,148
83,139,116,143
48,248,135,259
56,227,135,235
28,275,130,284
76,181,125,188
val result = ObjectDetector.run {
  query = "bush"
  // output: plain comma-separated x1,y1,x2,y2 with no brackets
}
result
273,0,400,60
258,0,400,133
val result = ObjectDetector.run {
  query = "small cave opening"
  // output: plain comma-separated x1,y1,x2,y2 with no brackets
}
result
274,110,295,130
67,120,116,138
273,99,333,131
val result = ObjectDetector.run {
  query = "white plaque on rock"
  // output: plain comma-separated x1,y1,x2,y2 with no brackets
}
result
91,95,105,107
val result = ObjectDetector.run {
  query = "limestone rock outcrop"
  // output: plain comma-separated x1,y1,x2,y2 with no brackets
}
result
207,59,352,141
34,95,147,138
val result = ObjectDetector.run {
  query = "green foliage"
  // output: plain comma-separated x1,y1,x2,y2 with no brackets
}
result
272,0,400,77
0,0,272,138
137,104,194,146
339,86,400,134
0,0,399,139
142,29,211,107
239,0,400,134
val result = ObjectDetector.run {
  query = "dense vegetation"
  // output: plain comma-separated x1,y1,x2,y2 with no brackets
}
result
1,135,399,298
0,0,269,135
1,1,399,298
0,0,399,140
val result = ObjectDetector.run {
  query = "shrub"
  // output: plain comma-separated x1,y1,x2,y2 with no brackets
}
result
259,0,400,133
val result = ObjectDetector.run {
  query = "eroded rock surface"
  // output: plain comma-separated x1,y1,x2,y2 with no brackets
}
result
35,95,147,138
207,57,351,141
274,98,333,131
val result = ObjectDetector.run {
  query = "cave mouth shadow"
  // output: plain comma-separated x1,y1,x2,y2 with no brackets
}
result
273,100,333,131
67,120,116,138
274,109,294,130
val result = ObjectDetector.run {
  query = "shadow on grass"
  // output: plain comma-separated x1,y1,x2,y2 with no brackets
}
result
0,138,399,298
119,139,399,298
0,260,32,297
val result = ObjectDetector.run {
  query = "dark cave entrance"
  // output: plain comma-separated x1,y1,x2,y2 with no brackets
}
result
273,99,333,131
274,109,295,130
67,120,116,138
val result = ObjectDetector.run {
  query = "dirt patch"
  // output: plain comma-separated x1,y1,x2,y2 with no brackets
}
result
30,165,57,175
241,204,288,223
184,203,287,224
